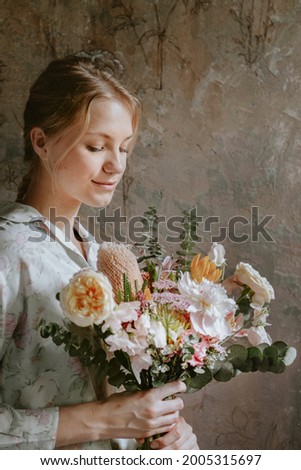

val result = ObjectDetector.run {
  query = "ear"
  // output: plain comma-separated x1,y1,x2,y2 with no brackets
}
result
30,128,48,160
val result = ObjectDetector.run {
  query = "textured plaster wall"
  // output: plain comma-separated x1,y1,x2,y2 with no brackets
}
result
0,0,300,449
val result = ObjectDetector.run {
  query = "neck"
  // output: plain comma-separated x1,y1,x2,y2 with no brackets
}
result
23,173,81,235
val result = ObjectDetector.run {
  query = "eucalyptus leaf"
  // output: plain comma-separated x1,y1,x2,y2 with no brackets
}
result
247,346,263,366
256,355,269,373
227,344,248,368
188,368,212,390
272,341,288,356
238,357,253,373
268,360,286,374
214,361,234,382
263,346,279,366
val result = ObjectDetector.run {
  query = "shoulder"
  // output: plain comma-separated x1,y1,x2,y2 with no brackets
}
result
0,203,48,279
0,201,45,245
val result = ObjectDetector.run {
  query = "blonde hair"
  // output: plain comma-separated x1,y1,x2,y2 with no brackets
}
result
17,55,141,202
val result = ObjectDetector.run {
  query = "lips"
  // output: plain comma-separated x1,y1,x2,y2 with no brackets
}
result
91,180,118,189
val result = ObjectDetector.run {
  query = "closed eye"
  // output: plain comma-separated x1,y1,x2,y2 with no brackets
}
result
87,145,105,152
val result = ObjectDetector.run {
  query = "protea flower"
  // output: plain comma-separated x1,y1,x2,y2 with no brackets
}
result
97,242,143,302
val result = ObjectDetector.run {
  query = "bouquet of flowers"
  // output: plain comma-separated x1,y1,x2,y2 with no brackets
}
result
40,235,296,448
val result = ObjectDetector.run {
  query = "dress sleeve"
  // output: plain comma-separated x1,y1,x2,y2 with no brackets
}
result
0,404,59,449
0,262,59,449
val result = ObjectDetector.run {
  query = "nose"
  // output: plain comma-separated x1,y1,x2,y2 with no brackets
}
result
103,148,126,175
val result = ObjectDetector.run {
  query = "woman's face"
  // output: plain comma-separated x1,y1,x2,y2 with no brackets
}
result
44,99,133,209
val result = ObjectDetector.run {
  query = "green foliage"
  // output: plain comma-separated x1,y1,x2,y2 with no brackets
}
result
176,208,198,270
184,341,292,392
39,319,110,386
135,206,165,263
123,273,133,302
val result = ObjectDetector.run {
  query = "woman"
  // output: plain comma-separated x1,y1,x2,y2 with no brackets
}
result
0,55,198,450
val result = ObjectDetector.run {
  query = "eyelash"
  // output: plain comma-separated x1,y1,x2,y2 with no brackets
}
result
87,146,128,154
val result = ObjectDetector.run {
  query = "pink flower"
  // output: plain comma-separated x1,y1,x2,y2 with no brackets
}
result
188,337,211,367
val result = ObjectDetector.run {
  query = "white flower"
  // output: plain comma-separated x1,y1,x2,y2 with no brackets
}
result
234,262,275,308
60,269,116,327
208,243,226,266
106,309,150,356
131,353,153,381
102,301,140,333
178,273,237,340
247,326,272,346
150,319,167,348
252,307,270,327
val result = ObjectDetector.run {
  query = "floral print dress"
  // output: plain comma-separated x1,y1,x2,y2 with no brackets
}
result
0,201,131,450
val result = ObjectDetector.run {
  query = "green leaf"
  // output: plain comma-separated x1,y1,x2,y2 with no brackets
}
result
152,380,165,388
238,357,253,372
123,381,141,392
108,357,122,376
272,341,288,357
226,344,248,368
108,371,127,388
114,350,132,371
188,368,212,390
256,355,269,372
55,292,60,301
93,349,107,365
263,346,279,366
214,361,234,382
268,360,286,374
247,346,264,366
237,298,251,317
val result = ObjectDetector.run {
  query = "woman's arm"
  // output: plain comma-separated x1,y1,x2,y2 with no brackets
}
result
56,381,186,448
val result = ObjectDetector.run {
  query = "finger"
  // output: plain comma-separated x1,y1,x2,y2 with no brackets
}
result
150,417,198,450
150,417,185,448
156,381,186,400
156,396,184,416
151,427,198,450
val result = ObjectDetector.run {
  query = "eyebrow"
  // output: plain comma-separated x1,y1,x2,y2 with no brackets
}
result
86,132,133,142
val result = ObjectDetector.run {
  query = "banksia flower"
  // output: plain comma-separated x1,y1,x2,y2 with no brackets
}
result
190,254,221,284
97,242,143,302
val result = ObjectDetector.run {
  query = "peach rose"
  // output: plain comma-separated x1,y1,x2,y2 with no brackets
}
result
60,269,116,327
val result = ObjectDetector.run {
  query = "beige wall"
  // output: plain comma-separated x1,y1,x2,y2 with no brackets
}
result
1,0,300,449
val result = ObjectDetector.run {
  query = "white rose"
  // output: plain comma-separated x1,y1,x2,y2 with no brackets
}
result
60,269,116,327
208,243,226,267
234,262,275,308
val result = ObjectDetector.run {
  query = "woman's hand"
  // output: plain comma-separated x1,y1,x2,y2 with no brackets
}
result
56,381,187,447
98,381,186,440
138,416,199,450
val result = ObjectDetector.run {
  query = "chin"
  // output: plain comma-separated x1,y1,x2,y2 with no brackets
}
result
87,195,115,208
